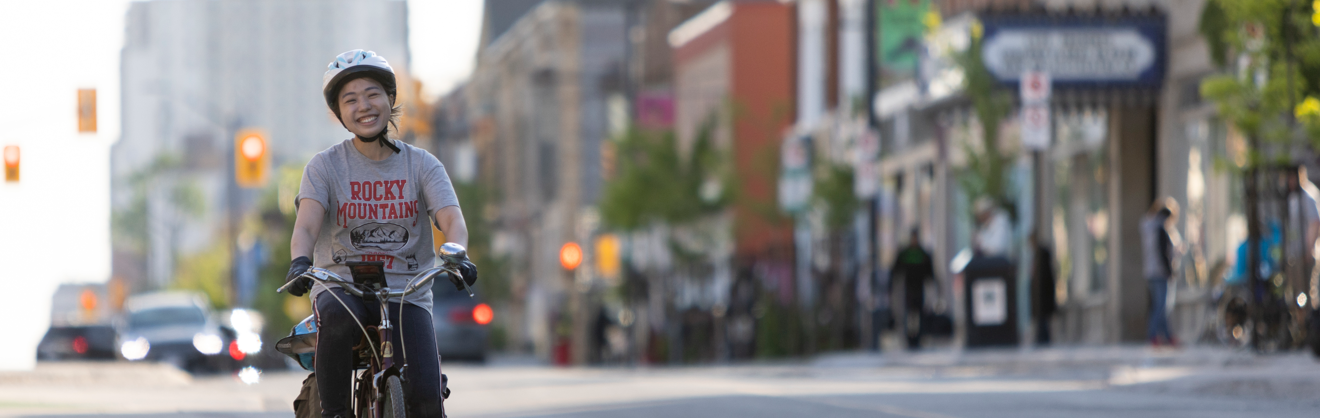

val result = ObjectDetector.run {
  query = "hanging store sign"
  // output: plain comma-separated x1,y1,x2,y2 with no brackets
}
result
980,15,1166,88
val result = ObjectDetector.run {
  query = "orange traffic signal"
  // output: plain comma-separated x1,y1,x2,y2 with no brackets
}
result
235,129,269,188
3,145,18,182
560,242,583,270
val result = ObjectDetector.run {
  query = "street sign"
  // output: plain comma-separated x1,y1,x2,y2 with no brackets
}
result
1020,72,1051,104
980,15,1166,88
854,159,878,199
782,135,809,171
3,145,18,182
1020,71,1051,150
234,129,269,188
78,89,97,133
779,135,812,213
1021,103,1051,150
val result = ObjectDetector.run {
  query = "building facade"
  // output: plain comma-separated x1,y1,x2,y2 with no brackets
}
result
114,0,410,295
467,0,631,362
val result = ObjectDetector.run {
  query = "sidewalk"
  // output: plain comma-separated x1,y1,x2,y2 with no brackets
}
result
809,344,1301,370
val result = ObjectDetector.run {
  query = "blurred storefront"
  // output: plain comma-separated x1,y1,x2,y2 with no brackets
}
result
867,0,1242,346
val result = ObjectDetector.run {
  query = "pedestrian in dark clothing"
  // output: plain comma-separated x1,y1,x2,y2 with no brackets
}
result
1029,232,1056,346
890,229,938,350
1141,199,1179,347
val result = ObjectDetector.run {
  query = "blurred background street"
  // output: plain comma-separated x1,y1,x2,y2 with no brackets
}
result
7,0,1320,415
4,346,1320,418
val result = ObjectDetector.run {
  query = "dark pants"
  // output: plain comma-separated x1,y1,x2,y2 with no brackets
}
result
903,287,924,350
903,309,922,349
315,288,443,418
1147,278,1174,342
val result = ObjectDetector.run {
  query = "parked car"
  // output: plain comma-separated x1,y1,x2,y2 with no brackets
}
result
116,292,254,373
38,284,117,361
37,325,117,360
432,278,491,362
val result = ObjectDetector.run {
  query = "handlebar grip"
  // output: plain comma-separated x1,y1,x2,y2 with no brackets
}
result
276,278,299,294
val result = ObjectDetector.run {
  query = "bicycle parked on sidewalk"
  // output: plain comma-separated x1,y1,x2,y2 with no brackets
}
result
276,243,474,418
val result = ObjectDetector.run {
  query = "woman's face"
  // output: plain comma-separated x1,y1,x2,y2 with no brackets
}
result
337,77,391,138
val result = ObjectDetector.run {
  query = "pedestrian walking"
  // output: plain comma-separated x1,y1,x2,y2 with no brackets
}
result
1140,199,1179,348
890,229,938,350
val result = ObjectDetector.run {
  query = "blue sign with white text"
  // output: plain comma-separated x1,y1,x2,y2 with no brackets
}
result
979,14,1166,89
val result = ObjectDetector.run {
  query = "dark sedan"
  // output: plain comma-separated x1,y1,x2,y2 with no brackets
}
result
37,325,117,360
431,278,491,362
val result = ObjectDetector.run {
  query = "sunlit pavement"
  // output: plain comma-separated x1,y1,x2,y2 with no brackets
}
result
5,346,1320,418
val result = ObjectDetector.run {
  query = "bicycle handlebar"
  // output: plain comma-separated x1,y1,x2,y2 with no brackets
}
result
277,264,471,298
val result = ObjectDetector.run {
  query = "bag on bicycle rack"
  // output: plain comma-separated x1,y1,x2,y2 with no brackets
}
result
293,372,320,418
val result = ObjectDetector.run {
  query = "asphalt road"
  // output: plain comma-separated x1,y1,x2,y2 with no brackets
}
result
4,347,1319,418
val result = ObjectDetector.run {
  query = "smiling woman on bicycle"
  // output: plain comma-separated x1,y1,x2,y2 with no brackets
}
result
285,49,478,418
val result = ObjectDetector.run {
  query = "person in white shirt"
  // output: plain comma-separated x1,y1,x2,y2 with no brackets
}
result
973,197,1012,258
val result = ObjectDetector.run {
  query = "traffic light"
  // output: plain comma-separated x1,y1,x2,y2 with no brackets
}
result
235,129,269,188
78,89,97,133
3,145,18,182
560,242,583,270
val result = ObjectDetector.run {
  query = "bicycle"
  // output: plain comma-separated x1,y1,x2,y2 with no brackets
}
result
276,243,475,418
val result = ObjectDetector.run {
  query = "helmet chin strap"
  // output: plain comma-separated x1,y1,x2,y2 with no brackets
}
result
355,129,401,153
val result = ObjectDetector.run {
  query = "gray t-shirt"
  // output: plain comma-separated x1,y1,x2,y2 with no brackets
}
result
296,139,459,313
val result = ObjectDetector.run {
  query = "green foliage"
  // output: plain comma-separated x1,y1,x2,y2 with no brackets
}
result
812,162,858,231
1200,0,1320,159
952,21,1013,206
599,121,732,231
111,154,206,255
754,297,804,358
171,241,232,309
1200,0,1230,68
453,180,511,304
251,165,305,337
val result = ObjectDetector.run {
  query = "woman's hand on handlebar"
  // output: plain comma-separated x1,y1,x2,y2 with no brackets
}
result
285,256,314,296
451,259,479,290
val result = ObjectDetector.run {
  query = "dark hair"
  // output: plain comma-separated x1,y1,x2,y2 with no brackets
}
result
329,73,402,138
1157,207,1172,218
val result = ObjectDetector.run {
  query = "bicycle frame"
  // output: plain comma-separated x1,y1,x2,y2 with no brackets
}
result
278,243,472,418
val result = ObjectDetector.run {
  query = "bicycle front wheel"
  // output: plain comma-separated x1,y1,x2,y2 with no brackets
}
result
382,375,407,418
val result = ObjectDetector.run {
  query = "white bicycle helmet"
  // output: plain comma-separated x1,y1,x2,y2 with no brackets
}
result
322,49,397,112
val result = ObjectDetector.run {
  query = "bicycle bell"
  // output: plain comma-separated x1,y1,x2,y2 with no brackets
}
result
439,242,468,263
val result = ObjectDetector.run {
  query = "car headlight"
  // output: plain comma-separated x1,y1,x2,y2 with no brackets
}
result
236,332,262,354
193,333,224,355
120,337,150,360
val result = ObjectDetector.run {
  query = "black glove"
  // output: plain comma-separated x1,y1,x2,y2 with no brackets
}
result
450,259,479,290
285,256,314,297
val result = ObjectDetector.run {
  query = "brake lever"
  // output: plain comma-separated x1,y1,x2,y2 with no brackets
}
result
453,270,475,298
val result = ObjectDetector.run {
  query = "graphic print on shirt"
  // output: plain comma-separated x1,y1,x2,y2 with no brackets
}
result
350,223,410,251
405,253,419,270
333,248,348,264
335,179,422,228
